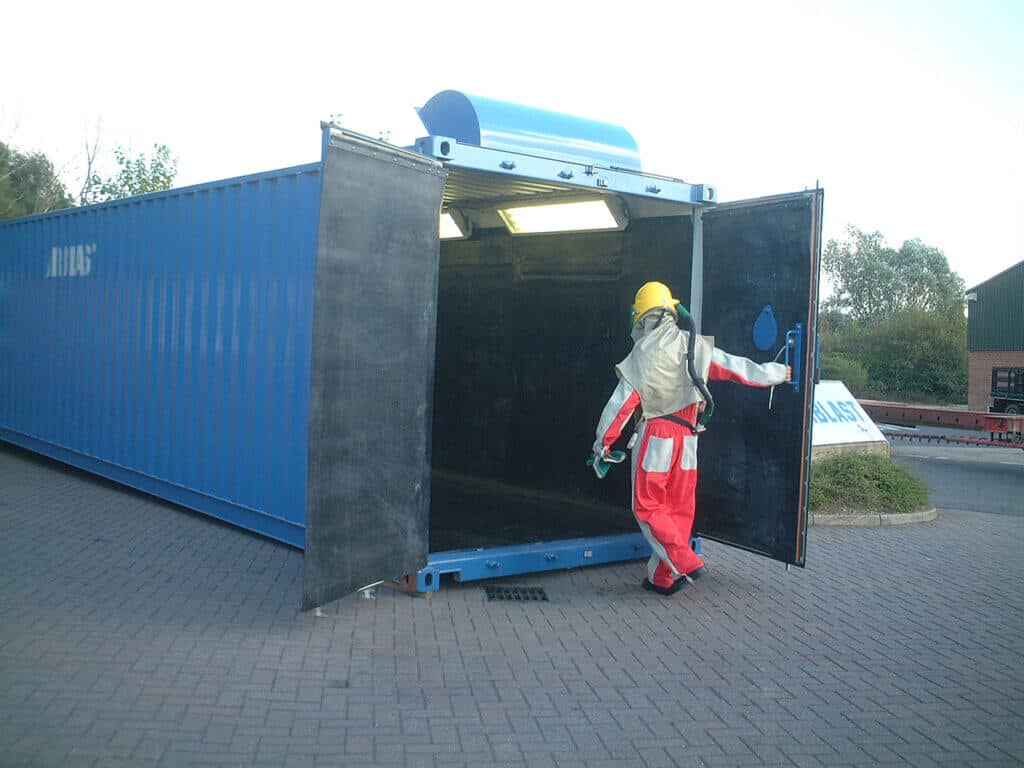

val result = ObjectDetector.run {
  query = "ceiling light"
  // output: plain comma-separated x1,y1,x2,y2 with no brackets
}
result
496,198,627,236
439,209,471,240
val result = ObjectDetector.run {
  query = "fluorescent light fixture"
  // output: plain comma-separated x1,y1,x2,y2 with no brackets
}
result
439,208,471,240
496,197,627,236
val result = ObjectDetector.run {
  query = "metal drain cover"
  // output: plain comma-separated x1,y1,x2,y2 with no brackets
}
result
484,585,549,602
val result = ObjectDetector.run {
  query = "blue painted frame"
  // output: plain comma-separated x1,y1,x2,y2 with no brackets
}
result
413,534,703,592
413,135,715,206
409,104,716,592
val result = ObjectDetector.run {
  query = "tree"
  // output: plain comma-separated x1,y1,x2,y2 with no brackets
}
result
827,308,967,404
823,225,966,323
0,141,74,220
820,225,968,403
80,144,177,205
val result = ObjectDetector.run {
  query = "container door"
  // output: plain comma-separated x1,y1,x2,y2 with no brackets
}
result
694,190,823,566
303,130,447,609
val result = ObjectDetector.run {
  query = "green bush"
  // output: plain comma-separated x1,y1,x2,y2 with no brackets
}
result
820,353,869,392
822,308,967,404
810,453,931,513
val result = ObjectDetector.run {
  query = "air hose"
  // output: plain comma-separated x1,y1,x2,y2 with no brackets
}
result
677,305,715,426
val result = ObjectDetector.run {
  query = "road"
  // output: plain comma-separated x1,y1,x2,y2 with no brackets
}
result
888,431,1024,516
3,441,1024,767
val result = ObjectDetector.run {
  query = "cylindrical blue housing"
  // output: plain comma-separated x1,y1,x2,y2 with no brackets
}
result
417,90,642,170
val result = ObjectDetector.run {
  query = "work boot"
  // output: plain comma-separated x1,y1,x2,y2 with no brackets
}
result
642,578,685,596
685,566,707,581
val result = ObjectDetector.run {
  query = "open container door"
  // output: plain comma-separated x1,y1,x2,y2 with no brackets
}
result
303,129,447,608
694,190,823,566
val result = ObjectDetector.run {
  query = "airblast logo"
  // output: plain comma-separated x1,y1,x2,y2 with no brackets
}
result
47,243,95,278
813,399,864,424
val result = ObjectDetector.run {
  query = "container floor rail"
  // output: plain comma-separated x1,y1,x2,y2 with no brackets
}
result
391,533,704,595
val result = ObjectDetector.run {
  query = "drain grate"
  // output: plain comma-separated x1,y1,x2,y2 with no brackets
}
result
484,585,549,602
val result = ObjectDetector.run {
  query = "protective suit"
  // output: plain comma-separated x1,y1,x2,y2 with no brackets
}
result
592,282,788,595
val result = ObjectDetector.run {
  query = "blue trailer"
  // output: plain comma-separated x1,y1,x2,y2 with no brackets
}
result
0,92,822,608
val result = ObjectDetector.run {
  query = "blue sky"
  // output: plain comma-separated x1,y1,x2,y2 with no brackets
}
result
3,0,1021,288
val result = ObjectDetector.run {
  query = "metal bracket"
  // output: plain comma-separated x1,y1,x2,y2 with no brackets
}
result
412,135,715,206
690,209,704,333
814,330,821,385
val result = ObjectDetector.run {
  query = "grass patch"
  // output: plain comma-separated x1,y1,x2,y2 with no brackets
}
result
809,453,931,514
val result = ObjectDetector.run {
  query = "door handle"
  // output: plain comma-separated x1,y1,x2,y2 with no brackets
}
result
784,323,803,393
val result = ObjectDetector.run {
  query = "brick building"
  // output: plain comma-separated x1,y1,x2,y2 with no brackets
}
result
966,260,1024,411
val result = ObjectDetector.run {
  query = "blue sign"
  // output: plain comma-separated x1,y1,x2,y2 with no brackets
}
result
811,381,886,446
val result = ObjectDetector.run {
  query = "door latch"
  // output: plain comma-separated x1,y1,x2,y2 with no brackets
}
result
784,323,803,393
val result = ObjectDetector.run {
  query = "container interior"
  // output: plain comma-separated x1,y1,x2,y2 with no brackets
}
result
429,173,695,552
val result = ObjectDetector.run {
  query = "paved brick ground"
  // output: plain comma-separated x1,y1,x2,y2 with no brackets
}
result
1,443,1023,767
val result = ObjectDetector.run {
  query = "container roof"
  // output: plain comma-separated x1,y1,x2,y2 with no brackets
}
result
966,259,1024,292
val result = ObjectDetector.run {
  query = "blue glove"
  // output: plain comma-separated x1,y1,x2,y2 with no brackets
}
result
586,449,627,479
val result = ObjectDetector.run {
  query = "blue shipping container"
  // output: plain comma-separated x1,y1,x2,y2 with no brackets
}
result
0,164,322,547
1,128,453,607
1,102,821,608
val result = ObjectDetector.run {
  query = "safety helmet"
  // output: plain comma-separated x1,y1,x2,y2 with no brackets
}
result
631,281,679,326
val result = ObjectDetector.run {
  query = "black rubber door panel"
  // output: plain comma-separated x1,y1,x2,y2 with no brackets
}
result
303,131,447,608
694,190,823,566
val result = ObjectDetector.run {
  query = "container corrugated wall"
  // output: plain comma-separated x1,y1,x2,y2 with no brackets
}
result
0,164,322,547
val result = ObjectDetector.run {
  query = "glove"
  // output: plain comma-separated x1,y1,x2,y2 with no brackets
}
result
586,448,627,479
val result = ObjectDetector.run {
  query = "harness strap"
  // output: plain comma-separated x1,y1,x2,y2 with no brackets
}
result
653,413,699,434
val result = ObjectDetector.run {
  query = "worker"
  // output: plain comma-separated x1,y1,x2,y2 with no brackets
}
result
590,281,790,596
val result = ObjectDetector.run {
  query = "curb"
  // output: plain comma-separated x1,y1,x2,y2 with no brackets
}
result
809,507,937,527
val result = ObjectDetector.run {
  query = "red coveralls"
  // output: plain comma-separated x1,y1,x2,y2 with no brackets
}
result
593,346,787,590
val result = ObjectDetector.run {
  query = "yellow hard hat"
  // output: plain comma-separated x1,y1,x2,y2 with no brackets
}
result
632,281,679,325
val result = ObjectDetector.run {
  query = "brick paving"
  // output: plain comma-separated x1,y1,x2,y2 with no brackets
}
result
1,442,1023,767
